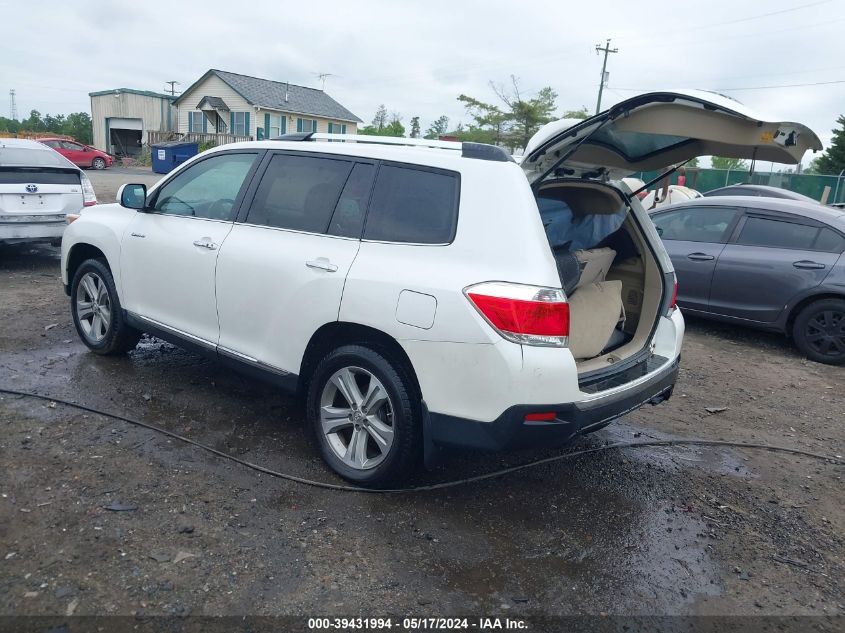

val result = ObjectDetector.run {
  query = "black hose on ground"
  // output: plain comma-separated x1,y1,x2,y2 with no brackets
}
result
0,387,840,494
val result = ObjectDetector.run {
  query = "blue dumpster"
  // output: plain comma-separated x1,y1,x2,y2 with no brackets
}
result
151,141,199,174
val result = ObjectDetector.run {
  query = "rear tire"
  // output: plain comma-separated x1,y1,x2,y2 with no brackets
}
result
92,157,106,170
792,298,845,365
306,344,421,487
71,258,140,355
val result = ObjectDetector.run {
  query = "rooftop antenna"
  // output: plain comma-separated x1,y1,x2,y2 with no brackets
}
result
9,89,17,120
164,81,181,96
312,72,335,90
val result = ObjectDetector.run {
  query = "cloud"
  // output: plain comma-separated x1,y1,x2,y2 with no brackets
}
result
1,0,842,160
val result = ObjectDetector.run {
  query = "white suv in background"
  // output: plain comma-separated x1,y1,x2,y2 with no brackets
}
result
1,138,96,245
61,91,820,485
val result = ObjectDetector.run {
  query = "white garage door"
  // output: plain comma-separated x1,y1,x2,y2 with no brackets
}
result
109,118,143,130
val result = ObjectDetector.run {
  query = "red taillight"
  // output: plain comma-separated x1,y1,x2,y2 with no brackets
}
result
524,412,557,422
670,278,678,311
465,282,569,347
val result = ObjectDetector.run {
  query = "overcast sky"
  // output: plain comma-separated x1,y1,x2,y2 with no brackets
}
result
2,0,843,164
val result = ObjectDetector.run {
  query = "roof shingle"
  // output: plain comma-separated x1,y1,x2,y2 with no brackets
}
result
190,70,362,123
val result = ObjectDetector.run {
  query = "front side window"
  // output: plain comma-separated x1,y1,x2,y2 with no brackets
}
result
246,154,354,233
652,206,737,243
152,152,257,220
736,216,821,250
363,165,459,244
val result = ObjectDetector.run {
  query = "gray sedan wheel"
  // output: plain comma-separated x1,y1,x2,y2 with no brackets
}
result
793,298,845,365
92,157,106,170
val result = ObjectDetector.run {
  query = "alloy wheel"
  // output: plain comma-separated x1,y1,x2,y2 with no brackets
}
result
93,158,106,169
804,309,845,358
319,366,395,470
75,272,111,343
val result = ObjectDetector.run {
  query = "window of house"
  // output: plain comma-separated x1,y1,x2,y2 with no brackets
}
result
151,152,257,221
246,154,354,233
652,207,738,243
297,118,317,133
268,114,283,138
363,165,459,244
327,122,347,134
736,216,820,250
232,112,247,136
189,111,204,132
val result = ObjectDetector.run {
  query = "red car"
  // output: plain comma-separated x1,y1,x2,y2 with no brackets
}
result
38,138,113,170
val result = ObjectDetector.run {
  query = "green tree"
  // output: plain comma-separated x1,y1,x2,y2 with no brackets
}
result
0,116,21,133
685,157,700,168
424,115,449,139
457,94,509,146
711,156,748,171
561,107,590,120
21,110,45,132
491,77,558,150
62,112,93,144
371,104,388,131
812,115,845,175
409,116,421,139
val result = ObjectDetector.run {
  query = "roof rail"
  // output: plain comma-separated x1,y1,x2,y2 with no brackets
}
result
269,133,513,162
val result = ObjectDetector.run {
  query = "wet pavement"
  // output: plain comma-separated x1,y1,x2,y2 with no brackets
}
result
0,242,843,619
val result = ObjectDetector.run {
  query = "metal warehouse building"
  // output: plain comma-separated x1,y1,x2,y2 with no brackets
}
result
89,89,176,157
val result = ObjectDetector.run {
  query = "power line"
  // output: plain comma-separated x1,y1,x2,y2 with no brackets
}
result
612,78,845,92
164,81,180,96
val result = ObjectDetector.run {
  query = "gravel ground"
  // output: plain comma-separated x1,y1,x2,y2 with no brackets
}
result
0,242,842,625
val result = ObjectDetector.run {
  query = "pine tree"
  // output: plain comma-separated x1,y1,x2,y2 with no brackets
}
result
813,115,845,175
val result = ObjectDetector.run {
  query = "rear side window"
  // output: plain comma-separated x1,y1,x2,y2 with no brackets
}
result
247,154,353,233
363,165,459,244
736,216,819,250
651,206,737,243
813,227,845,253
327,163,375,238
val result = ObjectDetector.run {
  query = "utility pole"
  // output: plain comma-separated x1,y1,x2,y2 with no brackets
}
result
9,89,17,120
164,81,180,96
594,38,618,114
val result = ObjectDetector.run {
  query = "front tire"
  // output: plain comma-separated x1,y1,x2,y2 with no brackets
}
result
793,298,845,365
307,344,421,486
92,157,106,170
71,259,140,355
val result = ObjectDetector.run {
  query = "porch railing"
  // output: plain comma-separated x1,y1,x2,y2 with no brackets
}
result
146,130,252,146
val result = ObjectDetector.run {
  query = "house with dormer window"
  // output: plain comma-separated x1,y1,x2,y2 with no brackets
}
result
173,69,361,141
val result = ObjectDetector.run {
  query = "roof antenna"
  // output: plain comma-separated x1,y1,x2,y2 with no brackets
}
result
311,72,334,91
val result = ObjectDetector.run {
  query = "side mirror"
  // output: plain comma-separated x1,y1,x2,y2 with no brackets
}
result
118,183,147,210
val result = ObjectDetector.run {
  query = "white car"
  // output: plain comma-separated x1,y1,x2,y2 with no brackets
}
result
0,138,96,245
61,91,821,485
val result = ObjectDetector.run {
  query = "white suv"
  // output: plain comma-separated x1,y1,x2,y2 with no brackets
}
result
61,91,820,485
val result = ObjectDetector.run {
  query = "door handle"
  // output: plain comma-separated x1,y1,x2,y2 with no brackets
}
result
687,252,715,261
193,239,218,250
793,260,826,270
306,258,338,272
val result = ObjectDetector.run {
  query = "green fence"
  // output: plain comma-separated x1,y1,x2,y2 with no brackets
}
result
634,168,845,204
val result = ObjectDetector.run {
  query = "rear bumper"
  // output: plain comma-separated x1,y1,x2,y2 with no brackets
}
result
0,220,66,242
426,354,679,451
